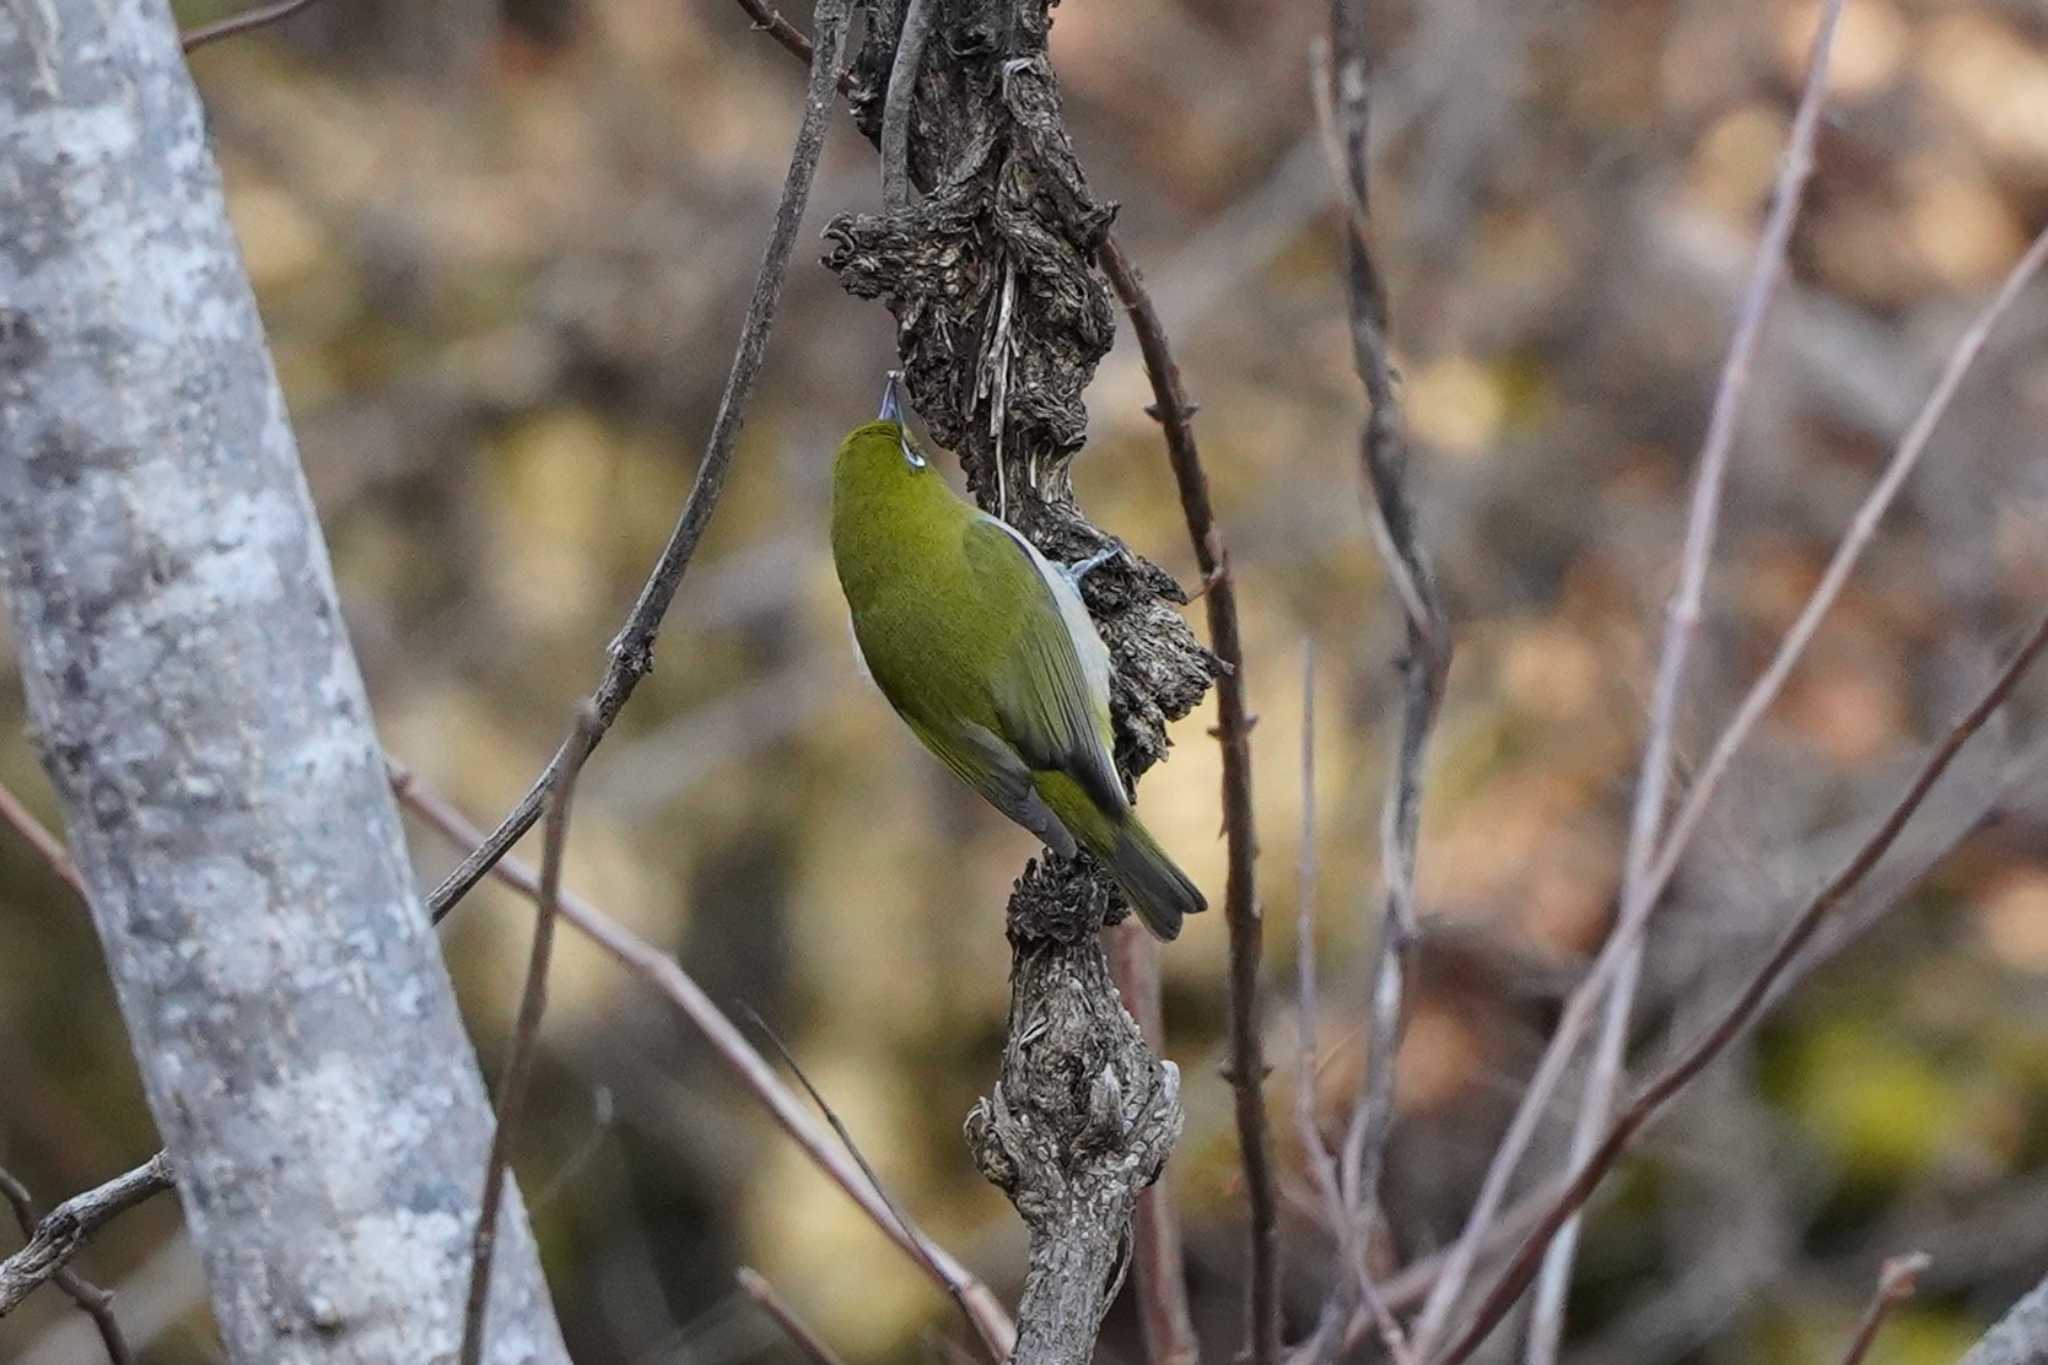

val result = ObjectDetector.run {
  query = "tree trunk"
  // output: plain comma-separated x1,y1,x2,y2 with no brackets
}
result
0,4,570,1362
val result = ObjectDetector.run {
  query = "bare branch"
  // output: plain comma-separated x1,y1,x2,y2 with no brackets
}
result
1414,59,2048,1365
737,1267,852,1365
1437,612,2048,1365
0,783,83,897
1522,8,1849,1358
460,706,602,1365
179,0,319,53
0,1156,172,1321
746,1009,999,1363
1316,5,1453,1335
879,0,933,215
1837,1254,1929,1365
426,0,854,923
0,1166,131,1364
1109,924,1201,1365
390,764,1018,1360
1099,232,1277,1365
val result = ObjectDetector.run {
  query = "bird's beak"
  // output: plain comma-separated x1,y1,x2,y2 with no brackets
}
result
878,370,904,423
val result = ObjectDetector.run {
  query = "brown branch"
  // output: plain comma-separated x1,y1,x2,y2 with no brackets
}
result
737,1267,852,1365
1837,1254,1928,1365
1523,8,1849,1358
878,0,932,214
390,763,1017,1360
1109,923,1201,1365
1099,233,1276,1365
746,1009,999,1363
1437,612,2048,1365
425,0,853,924
0,784,83,896
1316,3,1452,1338
178,0,320,53
459,707,601,1365
0,1156,173,1321
1419,204,2048,1356
0,1166,131,1364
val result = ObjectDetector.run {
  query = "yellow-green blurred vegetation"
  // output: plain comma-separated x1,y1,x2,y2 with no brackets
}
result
3,0,2047,1361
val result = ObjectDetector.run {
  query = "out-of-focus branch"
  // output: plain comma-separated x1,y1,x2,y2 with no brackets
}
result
1415,150,2048,1365
1100,233,1275,1365
737,1267,851,1365
1837,1254,1928,1365
1109,923,1201,1365
388,763,1018,1361
459,708,601,1365
1523,7,1847,1359
0,1157,173,1321
179,0,319,52
0,1165,131,1364
1315,4,1453,1348
425,0,853,923
0,784,83,895
1437,612,2048,1365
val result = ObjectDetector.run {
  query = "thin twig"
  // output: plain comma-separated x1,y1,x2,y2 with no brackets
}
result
737,1267,853,1365
459,706,601,1365
0,1166,130,1363
1109,923,1201,1365
1522,8,1849,1360
1415,206,2048,1358
1098,233,1276,1365
0,1155,173,1320
426,0,854,924
0,784,83,897
743,1007,982,1349
179,0,319,53
1317,6,1453,1335
879,0,933,215
1289,648,1418,1365
392,765,1017,1361
1837,1253,1929,1365
1437,613,2048,1365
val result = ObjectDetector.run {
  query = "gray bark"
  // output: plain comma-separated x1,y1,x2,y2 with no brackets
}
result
0,3,570,1362
1963,1277,2048,1365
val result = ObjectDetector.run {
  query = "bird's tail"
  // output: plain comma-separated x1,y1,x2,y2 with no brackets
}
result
1106,817,1207,941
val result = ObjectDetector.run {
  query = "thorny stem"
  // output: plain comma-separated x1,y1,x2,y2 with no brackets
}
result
1099,237,1277,1365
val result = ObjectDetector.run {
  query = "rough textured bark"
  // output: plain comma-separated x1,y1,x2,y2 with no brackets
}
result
0,4,570,1362
824,5,1212,1363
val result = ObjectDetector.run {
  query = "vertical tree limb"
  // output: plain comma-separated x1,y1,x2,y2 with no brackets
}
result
1099,237,1276,1365
824,6,1215,1363
0,1,569,1358
1315,5,1452,1344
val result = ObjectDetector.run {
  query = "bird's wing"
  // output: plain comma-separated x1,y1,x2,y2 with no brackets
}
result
962,517,1126,818
901,712,1078,857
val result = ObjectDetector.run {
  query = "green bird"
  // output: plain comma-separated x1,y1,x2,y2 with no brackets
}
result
831,374,1208,940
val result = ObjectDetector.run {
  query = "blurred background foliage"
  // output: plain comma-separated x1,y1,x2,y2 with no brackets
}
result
3,0,2047,1361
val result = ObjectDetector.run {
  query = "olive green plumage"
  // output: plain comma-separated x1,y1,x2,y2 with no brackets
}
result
830,418,1207,940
